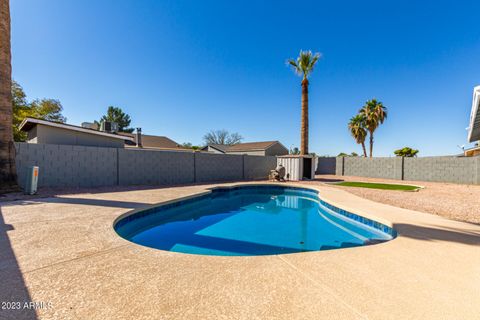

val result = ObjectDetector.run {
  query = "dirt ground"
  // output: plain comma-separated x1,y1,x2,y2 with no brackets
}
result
308,175,480,225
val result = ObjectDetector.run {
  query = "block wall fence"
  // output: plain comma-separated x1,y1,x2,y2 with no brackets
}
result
14,143,277,189
316,156,480,185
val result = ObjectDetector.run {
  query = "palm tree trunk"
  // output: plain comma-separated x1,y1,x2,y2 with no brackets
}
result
369,131,374,158
0,0,18,192
361,142,367,157
300,78,309,155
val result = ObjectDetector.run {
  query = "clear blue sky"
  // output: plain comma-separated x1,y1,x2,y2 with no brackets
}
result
10,0,480,156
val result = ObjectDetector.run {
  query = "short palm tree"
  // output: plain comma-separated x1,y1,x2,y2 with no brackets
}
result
348,114,367,157
359,99,387,157
287,50,321,155
0,0,18,192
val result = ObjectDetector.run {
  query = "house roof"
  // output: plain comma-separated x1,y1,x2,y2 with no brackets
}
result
203,141,285,153
19,117,135,142
468,86,480,142
119,133,184,149
226,141,282,152
277,154,314,158
201,144,230,153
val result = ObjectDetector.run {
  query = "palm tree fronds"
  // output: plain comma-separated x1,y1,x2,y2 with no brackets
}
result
287,50,321,79
286,59,302,76
287,59,298,67
358,99,388,157
348,114,367,144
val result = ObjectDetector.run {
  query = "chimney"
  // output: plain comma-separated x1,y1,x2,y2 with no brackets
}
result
136,128,142,148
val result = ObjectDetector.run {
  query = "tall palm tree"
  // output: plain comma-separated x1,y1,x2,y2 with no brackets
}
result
0,0,18,192
359,99,387,157
348,114,367,157
287,50,321,155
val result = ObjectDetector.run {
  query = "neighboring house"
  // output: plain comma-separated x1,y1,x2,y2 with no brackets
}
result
119,133,191,151
19,117,134,148
465,86,480,156
201,141,288,156
464,145,480,157
202,144,230,154
19,117,190,151
467,86,480,144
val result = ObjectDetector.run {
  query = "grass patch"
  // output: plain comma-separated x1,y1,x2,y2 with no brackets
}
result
335,181,419,191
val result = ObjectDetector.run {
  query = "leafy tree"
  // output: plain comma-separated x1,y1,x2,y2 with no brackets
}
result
30,99,66,122
12,81,66,142
203,129,242,145
290,146,300,155
97,106,134,133
394,147,419,157
337,152,358,157
348,114,367,157
358,99,387,157
287,50,321,155
181,142,201,150
12,81,29,141
12,79,27,108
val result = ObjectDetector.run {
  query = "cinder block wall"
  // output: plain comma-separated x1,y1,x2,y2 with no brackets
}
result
15,143,117,188
330,155,480,185
315,157,336,174
244,155,277,180
15,143,276,188
403,156,476,184
118,149,195,186
194,152,243,183
343,157,401,179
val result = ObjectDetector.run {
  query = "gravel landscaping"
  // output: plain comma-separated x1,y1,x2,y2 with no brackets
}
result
311,175,480,224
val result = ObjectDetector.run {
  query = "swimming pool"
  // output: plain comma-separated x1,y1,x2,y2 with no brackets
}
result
114,185,395,256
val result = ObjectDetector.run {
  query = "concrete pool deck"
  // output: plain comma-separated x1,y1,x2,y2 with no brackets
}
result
1,182,479,319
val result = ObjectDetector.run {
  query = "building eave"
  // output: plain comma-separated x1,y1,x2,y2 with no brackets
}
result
209,145,227,153
467,86,480,142
19,117,135,142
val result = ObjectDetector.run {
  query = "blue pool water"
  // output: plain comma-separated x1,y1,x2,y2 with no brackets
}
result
114,186,395,256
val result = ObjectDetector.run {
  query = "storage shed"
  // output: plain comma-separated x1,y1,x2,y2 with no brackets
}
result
277,155,316,181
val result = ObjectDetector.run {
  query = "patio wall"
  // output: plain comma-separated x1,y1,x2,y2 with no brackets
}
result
315,157,336,174
14,143,277,188
318,155,480,184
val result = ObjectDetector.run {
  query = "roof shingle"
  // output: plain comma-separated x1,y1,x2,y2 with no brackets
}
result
226,141,279,152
